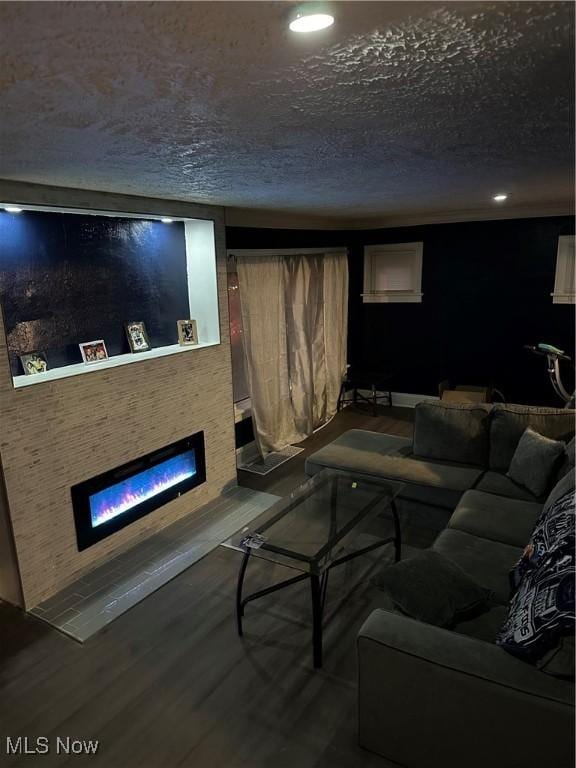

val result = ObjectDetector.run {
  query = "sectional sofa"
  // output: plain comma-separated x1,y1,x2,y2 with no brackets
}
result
305,401,575,768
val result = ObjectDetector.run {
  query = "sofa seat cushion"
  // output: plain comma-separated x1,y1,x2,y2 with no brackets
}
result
395,461,484,509
448,490,543,548
308,438,482,509
432,529,522,604
489,403,575,472
474,471,540,501
373,458,482,494
413,400,491,467
305,429,412,477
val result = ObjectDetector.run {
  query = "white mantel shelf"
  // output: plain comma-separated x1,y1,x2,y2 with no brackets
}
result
12,341,220,389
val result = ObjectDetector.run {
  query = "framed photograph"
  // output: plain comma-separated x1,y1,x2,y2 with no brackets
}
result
79,339,108,365
177,319,198,346
20,351,48,376
125,321,151,353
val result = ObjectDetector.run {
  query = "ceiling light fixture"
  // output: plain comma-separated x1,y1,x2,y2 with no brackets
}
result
161,217,174,223
4,205,22,213
289,4,334,33
493,194,508,202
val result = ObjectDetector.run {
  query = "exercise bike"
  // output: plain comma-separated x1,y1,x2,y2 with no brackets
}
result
524,343,575,409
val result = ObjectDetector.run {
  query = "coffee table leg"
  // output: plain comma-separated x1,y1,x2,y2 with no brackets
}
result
320,569,330,610
311,574,323,668
236,550,251,637
391,499,401,562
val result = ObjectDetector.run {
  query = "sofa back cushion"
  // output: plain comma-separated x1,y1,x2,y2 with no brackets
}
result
413,400,492,467
489,404,575,472
543,467,575,516
554,435,576,485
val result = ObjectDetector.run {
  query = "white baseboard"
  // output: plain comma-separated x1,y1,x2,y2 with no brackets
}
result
351,389,439,409
392,391,439,408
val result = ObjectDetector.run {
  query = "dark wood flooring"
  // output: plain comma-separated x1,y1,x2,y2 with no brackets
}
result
0,407,416,768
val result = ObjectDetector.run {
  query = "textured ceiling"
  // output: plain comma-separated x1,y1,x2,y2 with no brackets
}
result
0,1,574,221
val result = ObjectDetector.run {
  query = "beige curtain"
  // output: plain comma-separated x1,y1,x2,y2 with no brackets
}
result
324,253,349,416
237,251,348,455
236,255,301,454
284,254,327,438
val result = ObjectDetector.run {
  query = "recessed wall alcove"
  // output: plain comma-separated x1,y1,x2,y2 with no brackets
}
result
0,204,220,387
0,181,236,610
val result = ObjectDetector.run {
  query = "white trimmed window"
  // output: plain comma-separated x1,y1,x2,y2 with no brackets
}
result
362,242,423,303
552,235,575,304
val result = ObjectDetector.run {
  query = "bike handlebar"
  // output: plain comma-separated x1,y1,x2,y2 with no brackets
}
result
524,343,571,361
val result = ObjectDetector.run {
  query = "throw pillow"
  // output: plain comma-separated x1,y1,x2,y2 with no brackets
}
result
371,550,494,628
510,488,575,592
488,403,574,472
507,427,565,497
497,532,575,663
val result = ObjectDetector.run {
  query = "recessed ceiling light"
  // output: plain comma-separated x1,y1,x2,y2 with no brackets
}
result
4,205,22,213
493,194,508,202
161,217,173,223
289,4,334,33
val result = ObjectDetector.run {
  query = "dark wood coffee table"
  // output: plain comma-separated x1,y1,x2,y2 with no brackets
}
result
222,470,403,668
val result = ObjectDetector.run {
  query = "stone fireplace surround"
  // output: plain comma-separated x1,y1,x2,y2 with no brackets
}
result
0,181,237,610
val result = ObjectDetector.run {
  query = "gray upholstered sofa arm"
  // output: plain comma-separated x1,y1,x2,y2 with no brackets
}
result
357,609,574,768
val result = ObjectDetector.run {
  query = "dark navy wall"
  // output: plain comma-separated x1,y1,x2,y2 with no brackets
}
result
0,210,189,374
226,216,575,407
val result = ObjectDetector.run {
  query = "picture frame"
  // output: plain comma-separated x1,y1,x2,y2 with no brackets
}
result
20,351,49,376
79,339,108,365
177,319,198,346
125,321,151,353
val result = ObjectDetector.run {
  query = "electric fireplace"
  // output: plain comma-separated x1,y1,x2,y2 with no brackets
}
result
72,432,206,550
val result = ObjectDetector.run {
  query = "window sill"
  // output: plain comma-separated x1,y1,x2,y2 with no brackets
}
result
361,293,423,304
234,397,252,423
12,340,220,389
551,293,575,305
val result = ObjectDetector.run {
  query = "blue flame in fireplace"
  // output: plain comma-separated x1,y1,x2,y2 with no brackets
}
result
89,450,197,528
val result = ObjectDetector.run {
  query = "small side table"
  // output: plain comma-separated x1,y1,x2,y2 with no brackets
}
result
337,373,393,416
